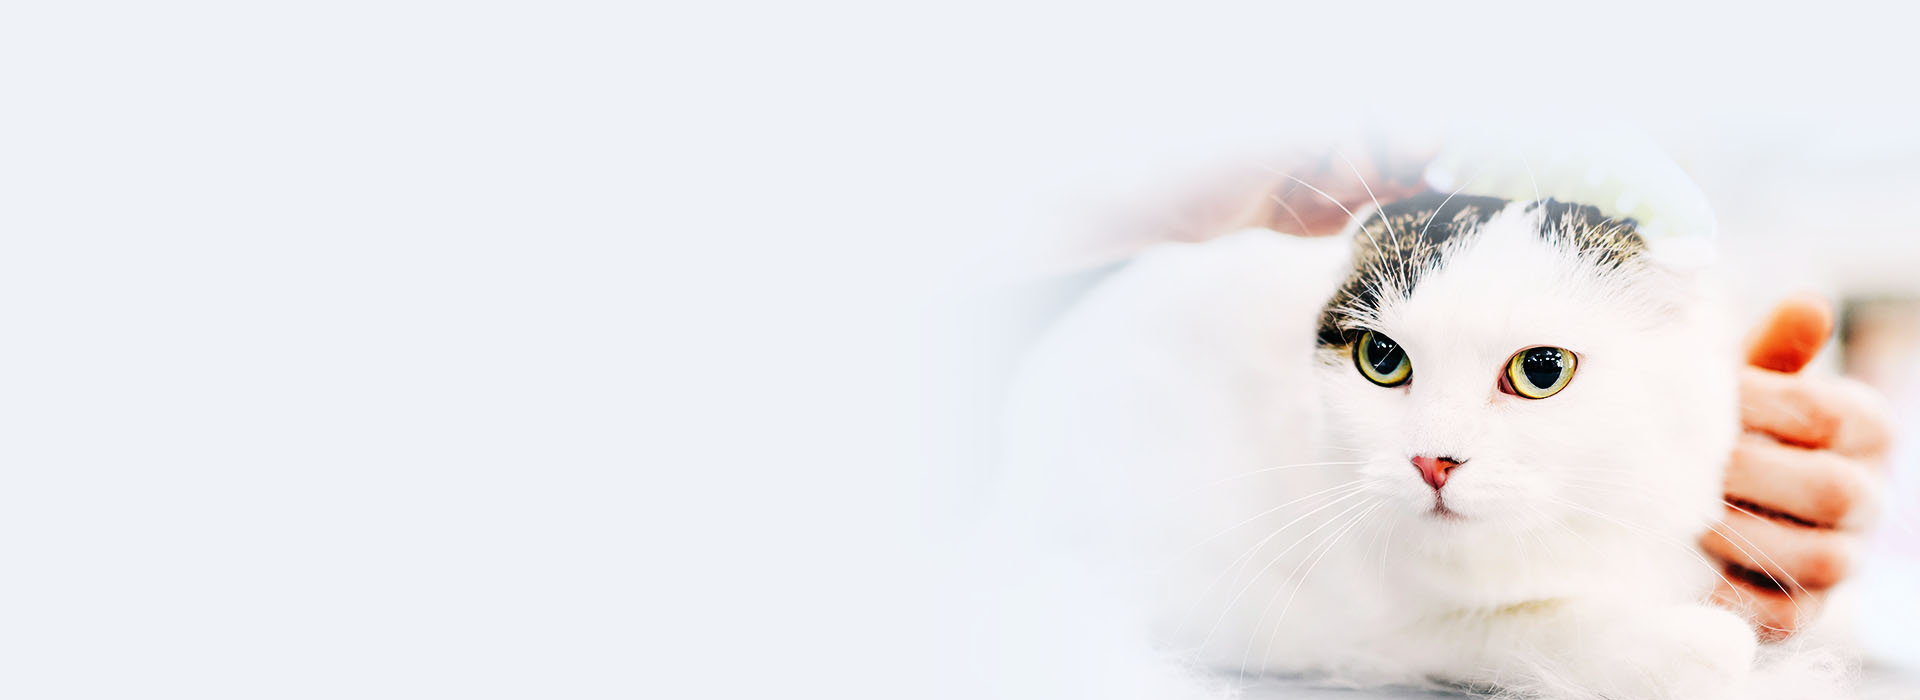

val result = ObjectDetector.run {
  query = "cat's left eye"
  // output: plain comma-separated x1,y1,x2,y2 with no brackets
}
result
1354,331,1412,387
1501,346,1577,399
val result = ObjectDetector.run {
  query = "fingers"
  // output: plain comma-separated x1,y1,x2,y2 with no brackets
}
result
1701,505,1856,592
1744,294,1834,373
1709,576,1823,643
1723,434,1881,530
1740,368,1895,458
1720,293,1883,642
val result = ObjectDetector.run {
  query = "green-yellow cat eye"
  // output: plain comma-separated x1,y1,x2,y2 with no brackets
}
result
1353,331,1412,387
1502,346,1577,399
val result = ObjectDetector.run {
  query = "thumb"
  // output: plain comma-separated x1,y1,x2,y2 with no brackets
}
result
1745,293,1835,374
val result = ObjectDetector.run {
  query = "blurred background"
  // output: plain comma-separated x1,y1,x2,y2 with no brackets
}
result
12,1,1920,698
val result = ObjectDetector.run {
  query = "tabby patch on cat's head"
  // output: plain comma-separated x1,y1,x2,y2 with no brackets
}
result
1315,193,1648,347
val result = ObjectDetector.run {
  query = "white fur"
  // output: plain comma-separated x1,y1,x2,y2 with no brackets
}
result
997,207,1827,698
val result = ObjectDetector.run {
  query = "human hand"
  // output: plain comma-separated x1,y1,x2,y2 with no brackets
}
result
1246,140,1434,237
1703,294,1892,640
1056,136,1436,277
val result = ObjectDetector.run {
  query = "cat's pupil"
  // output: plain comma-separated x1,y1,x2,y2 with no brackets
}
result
1520,347,1566,388
1367,335,1404,373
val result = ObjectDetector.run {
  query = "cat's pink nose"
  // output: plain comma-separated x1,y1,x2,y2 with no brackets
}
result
1410,456,1463,491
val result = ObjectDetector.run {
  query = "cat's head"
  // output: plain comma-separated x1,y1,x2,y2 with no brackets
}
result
1313,193,1738,545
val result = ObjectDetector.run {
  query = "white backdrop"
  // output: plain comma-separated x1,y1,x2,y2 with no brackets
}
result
8,1,1920,698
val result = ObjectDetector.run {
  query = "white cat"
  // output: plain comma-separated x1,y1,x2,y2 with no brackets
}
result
999,193,1807,699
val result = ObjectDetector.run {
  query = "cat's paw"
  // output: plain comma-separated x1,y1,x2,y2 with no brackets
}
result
1575,604,1757,700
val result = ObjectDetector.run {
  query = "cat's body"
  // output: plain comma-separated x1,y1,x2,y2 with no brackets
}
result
1003,194,1768,698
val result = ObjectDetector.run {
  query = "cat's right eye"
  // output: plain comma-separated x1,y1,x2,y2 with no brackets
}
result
1501,345,1577,399
1353,331,1412,387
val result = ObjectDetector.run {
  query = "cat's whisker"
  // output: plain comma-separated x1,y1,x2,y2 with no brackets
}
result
1359,502,1394,590
1506,504,1557,587
1520,500,1590,555
1266,188,1314,236
1174,486,1372,643
1416,179,1474,243
1178,460,1367,496
1233,498,1377,677
1250,499,1383,673
1516,149,1545,205
1547,486,1811,626
1508,524,1538,598
1376,517,1398,592
1197,495,1376,660
1542,493,1762,607
1166,485,1373,640
1552,476,1823,604
1714,498,1824,595
1256,163,1405,300
1334,151,1415,294
1161,480,1370,569
1338,151,1398,238
1255,165,1366,231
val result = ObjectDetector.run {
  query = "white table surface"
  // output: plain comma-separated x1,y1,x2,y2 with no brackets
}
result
1232,667,1920,699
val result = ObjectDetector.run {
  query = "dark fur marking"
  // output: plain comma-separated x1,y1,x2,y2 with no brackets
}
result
1314,195,1649,347
1314,193,1505,346
1527,199,1648,272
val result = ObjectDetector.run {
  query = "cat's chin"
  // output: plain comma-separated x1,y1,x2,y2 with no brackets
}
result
1380,491,1490,525
1385,499,1549,543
